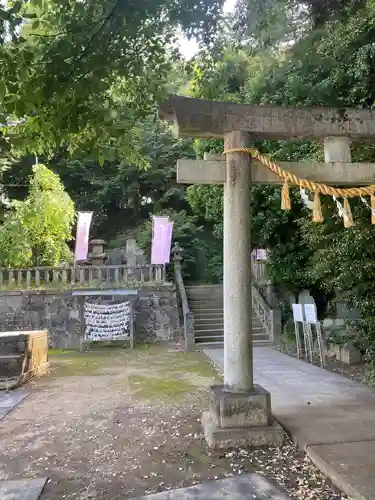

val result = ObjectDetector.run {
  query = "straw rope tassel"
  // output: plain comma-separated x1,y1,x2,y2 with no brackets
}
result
371,194,375,224
281,178,291,210
221,147,375,227
312,191,324,223
343,197,354,228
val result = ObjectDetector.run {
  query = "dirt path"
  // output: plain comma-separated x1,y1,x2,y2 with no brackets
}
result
0,345,346,499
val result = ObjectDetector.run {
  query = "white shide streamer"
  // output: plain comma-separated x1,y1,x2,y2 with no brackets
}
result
84,301,131,341
360,196,375,216
300,188,314,210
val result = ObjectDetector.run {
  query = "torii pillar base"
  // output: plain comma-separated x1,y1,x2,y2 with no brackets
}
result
201,385,284,450
201,130,284,449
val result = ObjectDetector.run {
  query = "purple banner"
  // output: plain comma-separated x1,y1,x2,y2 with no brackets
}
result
151,216,173,264
165,221,173,263
75,212,93,261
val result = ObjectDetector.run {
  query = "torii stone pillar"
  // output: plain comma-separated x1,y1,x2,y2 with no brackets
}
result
159,95,375,449
223,131,253,391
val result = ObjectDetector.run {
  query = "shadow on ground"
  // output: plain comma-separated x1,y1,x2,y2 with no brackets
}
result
0,344,345,500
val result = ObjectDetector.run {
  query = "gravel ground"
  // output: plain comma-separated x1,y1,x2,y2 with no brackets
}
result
0,344,348,499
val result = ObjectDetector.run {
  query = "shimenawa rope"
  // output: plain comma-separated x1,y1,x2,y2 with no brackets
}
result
223,147,375,227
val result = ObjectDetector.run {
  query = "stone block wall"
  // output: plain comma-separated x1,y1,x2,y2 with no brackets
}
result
0,284,178,349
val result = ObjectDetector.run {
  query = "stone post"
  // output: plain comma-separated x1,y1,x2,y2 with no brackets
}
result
201,131,284,449
324,137,351,163
223,130,253,391
126,239,137,280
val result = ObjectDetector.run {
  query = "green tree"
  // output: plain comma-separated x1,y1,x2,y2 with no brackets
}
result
0,164,75,267
0,0,224,159
1,120,195,242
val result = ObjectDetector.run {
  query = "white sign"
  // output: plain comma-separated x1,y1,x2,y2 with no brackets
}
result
304,303,318,324
292,304,304,323
254,249,267,261
84,301,130,341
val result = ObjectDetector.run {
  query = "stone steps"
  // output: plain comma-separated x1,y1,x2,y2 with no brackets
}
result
186,285,271,345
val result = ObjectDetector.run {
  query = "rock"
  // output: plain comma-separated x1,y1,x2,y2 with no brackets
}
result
341,342,362,365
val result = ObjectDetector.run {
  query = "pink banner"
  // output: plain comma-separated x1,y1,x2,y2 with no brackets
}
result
165,221,173,263
75,212,93,261
151,216,173,265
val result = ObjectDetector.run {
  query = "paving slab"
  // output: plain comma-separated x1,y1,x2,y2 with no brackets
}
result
307,442,375,500
0,477,48,500
0,388,29,421
131,474,290,499
204,346,375,447
203,346,375,500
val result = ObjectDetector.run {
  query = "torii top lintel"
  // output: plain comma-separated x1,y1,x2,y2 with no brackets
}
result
159,95,375,141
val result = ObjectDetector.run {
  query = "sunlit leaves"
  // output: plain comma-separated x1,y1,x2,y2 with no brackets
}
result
0,0,224,160
0,164,75,267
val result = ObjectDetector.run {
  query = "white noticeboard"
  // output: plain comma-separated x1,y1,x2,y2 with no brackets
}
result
84,301,130,342
256,249,267,261
304,303,318,324
292,304,304,323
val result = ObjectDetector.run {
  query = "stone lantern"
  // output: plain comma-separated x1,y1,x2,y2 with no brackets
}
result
172,242,183,269
89,239,107,266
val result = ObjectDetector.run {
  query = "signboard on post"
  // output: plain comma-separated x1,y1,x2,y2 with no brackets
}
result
75,212,93,261
303,302,324,367
304,303,318,324
256,249,267,261
292,303,304,359
292,304,304,323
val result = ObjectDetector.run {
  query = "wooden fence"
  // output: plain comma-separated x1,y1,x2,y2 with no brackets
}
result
0,264,166,289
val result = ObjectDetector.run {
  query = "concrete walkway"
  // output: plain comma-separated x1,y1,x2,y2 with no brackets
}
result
204,346,375,500
0,388,29,421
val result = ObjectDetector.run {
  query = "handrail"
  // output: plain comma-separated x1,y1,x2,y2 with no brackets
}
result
251,277,281,344
174,265,194,351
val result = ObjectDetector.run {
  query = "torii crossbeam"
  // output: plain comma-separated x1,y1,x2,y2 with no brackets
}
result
159,95,375,450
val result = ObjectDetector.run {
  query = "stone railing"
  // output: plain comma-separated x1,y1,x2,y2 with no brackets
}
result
172,243,194,352
252,283,281,343
251,249,281,342
0,264,166,289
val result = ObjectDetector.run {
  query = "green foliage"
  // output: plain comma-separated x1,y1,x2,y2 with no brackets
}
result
181,0,375,365
2,120,195,241
0,0,224,159
0,164,75,267
299,199,375,358
251,185,313,295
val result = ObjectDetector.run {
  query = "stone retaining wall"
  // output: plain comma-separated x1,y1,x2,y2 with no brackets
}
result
0,285,178,348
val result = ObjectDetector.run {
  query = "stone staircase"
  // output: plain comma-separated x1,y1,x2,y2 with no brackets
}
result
185,285,272,346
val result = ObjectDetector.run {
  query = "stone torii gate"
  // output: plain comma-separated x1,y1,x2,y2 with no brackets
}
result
159,95,375,449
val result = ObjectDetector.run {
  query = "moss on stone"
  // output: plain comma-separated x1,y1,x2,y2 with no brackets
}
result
127,374,195,400
49,349,130,377
47,344,222,393
48,348,77,356
155,351,222,382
